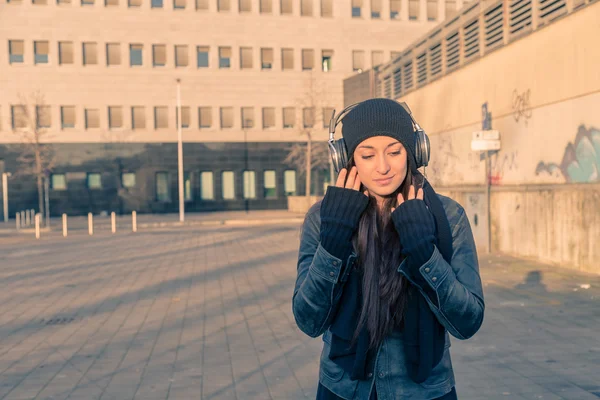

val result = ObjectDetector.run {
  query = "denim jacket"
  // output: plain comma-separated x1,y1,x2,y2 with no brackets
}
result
292,194,485,400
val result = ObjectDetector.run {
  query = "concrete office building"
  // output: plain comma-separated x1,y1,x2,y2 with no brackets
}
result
0,0,473,217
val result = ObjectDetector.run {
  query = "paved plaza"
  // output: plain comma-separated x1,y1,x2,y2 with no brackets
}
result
0,215,599,400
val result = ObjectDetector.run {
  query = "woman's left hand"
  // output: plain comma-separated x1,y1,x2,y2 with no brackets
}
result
391,185,424,213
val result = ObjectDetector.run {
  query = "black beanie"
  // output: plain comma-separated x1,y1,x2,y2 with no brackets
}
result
341,98,418,172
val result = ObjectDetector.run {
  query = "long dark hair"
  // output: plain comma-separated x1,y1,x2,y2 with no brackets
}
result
348,155,415,350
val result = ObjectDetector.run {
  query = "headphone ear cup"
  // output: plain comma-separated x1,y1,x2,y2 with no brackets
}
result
328,139,348,174
414,129,430,168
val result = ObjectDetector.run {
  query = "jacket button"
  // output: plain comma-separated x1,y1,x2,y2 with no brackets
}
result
432,276,437,282
378,371,385,378
332,260,339,266
367,372,373,378
424,267,430,273
329,271,335,277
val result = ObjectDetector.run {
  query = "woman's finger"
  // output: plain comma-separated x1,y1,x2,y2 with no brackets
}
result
345,166,357,189
353,173,362,191
336,168,347,187
397,192,405,207
417,188,424,200
408,185,415,200
363,190,369,197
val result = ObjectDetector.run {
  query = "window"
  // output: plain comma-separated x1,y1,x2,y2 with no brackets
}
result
199,107,212,128
34,41,49,64
51,174,67,190
153,44,166,67
284,170,296,195
36,106,51,129
87,173,102,189
156,172,170,202
108,106,123,129
239,0,251,12
105,0,119,5
82,42,98,65
11,105,27,129
322,107,333,128
282,48,294,70
217,0,229,11
196,0,208,9
33,0,47,4
261,48,273,69
129,0,142,6
219,47,231,68
197,46,209,68
176,106,190,128
130,44,143,66
61,106,75,129
154,106,168,129
174,0,185,8
371,0,381,18
184,171,193,201
241,107,254,129
391,51,401,60
262,108,275,128
283,107,295,128
81,0,94,5
9,40,24,64
352,0,362,17
132,106,146,129
427,0,437,20
59,42,74,65
322,49,333,72
321,0,333,16
390,0,400,18
372,50,384,67
222,171,235,200
85,109,100,129
243,171,256,199
200,171,214,200
301,0,312,15
301,49,314,70
122,172,136,188
445,0,457,19
151,0,163,7
175,45,188,67
353,50,365,72
7,0,24,3
240,47,253,69
220,107,233,128
106,43,121,66
264,170,277,198
260,0,271,13
280,0,292,14
409,0,419,20
303,107,314,128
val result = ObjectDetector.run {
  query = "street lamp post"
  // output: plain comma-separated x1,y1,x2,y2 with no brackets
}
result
2,172,11,223
243,119,251,214
176,79,185,222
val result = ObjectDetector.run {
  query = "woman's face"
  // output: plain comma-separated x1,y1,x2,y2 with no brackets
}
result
353,136,408,201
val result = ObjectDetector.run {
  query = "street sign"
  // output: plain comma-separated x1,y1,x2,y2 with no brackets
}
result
471,130,501,151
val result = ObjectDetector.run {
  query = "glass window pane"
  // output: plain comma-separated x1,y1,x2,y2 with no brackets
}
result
261,48,273,69
243,171,256,199
262,108,275,128
220,107,233,128
260,0,272,13
196,0,208,9
85,109,100,129
51,174,67,190
132,106,146,129
130,44,143,66
302,49,314,70
222,171,235,200
322,49,333,72
175,45,188,67
156,172,170,202
219,47,231,68
184,171,193,201
197,46,209,68
152,0,163,7
61,106,76,129
280,0,292,13
155,106,168,129
241,107,254,128
284,170,296,195
108,106,123,129
153,44,166,66
87,173,102,189
300,0,312,15
174,0,186,8
34,41,49,64
36,106,51,128
107,43,121,66
199,107,212,128
83,43,98,65
264,170,277,198
240,47,253,69
303,107,314,128
321,0,333,17
282,48,294,70
239,0,251,12
218,0,230,10
200,171,214,199
283,107,295,128
122,172,136,188
9,40,24,64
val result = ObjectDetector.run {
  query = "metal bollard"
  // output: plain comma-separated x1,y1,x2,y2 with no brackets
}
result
35,214,40,239
20,210,25,226
16,212,20,230
88,213,93,236
132,211,137,233
62,213,68,237
25,210,30,226
111,212,116,234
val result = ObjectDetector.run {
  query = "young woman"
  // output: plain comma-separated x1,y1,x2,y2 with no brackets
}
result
292,98,485,399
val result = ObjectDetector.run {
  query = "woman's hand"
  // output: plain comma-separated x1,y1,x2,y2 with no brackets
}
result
391,184,423,213
336,166,369,197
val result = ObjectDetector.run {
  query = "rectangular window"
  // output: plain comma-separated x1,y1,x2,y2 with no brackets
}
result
87,173,102,190
240,47,253,69
321,0,333,16
371,0,381,18
36,106,51,129
34,41,49,64
243,171,256,199
200,171,214,200
264,170,277,198
352,0,362,17
11,105,27,129
57,0,71,3
322,107,334,128
174,0,185,8
59,42,74,65
445,0,457,19
175,45,188,67
129,0,142,6
260,0,271,13
427,0,437,21
262,107,275,128
322,49,333,72
85,109,100,129
153,44,166,67
217,0,229,11
280,0,292,14
219,47,231,68
372,50,384,67
261,48,273,69
105,0,118,6
184,171,193,201
239,0,251,12
284,170,296,195
176,106,190,128
301,49,314,70
9,40,24,64
61,106,75,129
151,0,163,7
156,172,171,202
301,0,312,15
282,48,294,70
390,0,400,18
303,107,314,128
130,44,143,66
51,174,67,190
154,106,168,129
197,46,209,68
106,43,121,66
409,0,419,20
199,107,212,128
122,172,136,188
81,0,94,5
283,107,295,128
222,171,235,200
82,42,97,65
353,50,365,72
391,51,401,60
196,0,208,9
241,107,254,129
220,107,233,128
33,0,47,4
108,106,123,129
132,106,146,129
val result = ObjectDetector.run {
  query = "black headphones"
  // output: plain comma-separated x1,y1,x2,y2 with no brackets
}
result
327,100,431,174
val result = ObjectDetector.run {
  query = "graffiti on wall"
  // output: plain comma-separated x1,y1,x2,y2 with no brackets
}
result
535,125,600,183
490,150,519,185
512,89,532,126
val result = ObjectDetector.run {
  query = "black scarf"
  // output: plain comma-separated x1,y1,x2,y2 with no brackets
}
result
327,181,453,383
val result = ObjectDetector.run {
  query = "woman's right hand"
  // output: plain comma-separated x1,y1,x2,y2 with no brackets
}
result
336,166,369,198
